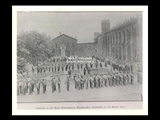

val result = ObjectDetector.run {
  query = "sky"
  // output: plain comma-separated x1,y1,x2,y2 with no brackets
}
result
17,11,142,43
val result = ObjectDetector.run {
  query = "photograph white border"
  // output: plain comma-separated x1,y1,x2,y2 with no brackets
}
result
12,5,148,115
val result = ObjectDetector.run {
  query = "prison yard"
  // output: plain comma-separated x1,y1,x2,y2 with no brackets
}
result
17,16,142,102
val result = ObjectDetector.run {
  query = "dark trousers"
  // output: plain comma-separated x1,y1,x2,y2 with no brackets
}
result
96,81,98,88
101,81,103,87
90,81,92,88
109,80,112,86
29,87,32,95
81,82,83,89
131,78,134,85
98,80,100,87
37,88,40,94
123,79,127,85
86,82,88,89
32,84,34,92
75,81,77,89
67,84,69,91
105,80,108,87
43,86,45,94
45,85,46,91
58,84,60,92
94,81,96,88
78,82,80,90
52,86,54,93
23,88,25,95
112,79,115,86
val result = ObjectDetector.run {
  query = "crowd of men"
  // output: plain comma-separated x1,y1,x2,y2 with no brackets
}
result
17,78,47,96
17,70,134,96
72,71,134,90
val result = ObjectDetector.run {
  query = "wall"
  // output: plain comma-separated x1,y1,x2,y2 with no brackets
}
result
76,43,102,57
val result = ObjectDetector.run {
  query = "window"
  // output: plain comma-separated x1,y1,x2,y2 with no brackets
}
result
119,32,121,43
112,35,114,44
55,43,57,48
116,33,118,43
123,31,126,43
127,29,131,43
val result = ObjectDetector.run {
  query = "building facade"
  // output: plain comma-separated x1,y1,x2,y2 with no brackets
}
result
100,16,142,83
103,17,142,65
50,34,77,57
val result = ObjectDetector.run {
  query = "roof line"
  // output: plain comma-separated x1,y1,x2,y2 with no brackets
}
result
77,42,96,45
105,19,138,34
52,34,78,41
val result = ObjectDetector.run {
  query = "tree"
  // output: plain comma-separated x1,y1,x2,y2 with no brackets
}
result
17,57,27,77
17,30,53,68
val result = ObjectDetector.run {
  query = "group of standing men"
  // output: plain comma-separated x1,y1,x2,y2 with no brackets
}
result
17,70,134,96
17,78,47,96
73,71,134,90
51,77,61,93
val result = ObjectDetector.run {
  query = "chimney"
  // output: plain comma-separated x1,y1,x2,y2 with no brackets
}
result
59,32,61,36
75,36,76,39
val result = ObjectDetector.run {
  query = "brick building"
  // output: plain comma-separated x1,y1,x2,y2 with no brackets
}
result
50,33,77,57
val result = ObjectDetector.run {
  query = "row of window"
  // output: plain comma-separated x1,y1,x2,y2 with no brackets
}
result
106,41,138,61
105,27,136,45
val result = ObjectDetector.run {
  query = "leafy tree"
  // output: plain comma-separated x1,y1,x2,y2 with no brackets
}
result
17,30,55,74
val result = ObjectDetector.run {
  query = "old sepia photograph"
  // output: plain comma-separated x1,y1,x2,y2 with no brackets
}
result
12,6,148,115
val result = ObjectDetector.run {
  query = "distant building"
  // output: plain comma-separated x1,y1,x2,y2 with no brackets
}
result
50,34,77,57
51,17,142,69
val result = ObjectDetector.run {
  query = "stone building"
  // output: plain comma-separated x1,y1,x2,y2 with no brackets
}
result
103,17,142,65
99,16,142,83
50,33,77,57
